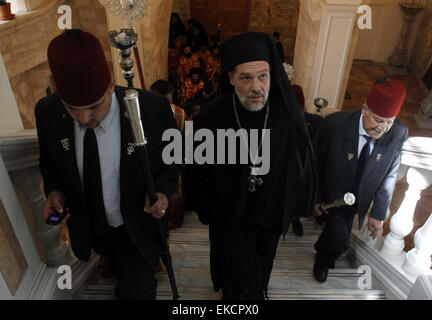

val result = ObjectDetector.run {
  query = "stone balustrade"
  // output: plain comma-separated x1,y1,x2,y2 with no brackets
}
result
350,136,432,300
0,130,98,299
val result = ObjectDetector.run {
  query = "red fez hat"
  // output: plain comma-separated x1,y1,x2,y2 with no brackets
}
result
366,78,406,118
47,29,111,106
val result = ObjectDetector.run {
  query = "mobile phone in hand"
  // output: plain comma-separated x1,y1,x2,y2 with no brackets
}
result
46,209,69,225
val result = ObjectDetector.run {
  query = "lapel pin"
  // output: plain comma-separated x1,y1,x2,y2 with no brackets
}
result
127,142,135,155
62,114,66,119
61,138,70,151
376,154,382,162
347,153,354,161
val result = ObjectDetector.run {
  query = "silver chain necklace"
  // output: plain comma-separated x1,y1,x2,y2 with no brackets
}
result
232,92,270,192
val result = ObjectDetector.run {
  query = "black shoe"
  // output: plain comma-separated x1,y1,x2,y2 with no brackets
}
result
313,260,328,283
292,219,303,236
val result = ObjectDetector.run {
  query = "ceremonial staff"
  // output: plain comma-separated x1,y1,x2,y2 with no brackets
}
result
107,0,179,300
320,192,356,213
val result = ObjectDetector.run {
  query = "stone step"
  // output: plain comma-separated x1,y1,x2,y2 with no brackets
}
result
168,232,322,246
267,289,386,300
169,251,352,270
75,213,385,300
174,222,322,233
80,268,385,300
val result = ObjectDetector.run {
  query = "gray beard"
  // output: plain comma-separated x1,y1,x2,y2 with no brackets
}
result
241,102,266,112
235,90,268,112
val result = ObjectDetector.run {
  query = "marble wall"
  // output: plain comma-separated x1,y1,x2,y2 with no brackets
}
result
248,0,300,64
172,0,190,26
67,0,113,75
292,0,322,111
25,0,52,11
0,0,62,129
337,25,359,108
138,0,173,88
293,0,365,112
354,0,424,64
0,0,113,129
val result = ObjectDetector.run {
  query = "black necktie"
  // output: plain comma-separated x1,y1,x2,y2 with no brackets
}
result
351,135,372,198
83,128,109,237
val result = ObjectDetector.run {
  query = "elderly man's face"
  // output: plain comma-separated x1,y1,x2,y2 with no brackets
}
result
361,105,395,139
229,61,270,112
63,80,114,129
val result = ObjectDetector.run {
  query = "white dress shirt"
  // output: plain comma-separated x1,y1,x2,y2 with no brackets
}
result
358,114,376,157
74,92,124,227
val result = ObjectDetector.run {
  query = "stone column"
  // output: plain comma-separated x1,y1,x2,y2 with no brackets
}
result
293,0,366,114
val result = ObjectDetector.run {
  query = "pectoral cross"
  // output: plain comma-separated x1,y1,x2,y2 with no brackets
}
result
247,166,263,192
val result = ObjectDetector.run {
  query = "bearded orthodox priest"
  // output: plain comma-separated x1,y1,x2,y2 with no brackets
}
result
191,32,318,300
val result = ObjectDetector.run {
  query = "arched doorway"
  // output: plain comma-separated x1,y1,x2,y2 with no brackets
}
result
189,0,251,42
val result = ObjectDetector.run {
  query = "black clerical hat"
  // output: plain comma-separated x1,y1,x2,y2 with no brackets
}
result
221,32,270,73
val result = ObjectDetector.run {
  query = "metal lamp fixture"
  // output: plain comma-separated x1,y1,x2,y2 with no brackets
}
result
107,0,147,28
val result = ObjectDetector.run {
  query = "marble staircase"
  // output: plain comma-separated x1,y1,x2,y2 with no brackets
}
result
74,211,386,300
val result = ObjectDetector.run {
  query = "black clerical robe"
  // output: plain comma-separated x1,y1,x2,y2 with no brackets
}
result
192,91,295,230
191,90,302,298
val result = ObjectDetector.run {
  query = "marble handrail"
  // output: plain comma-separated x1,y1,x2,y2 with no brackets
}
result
350,136,432,299
381,137,432,263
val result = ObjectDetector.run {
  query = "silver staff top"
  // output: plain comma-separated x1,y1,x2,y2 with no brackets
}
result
344,192,356,206
123,89,147,146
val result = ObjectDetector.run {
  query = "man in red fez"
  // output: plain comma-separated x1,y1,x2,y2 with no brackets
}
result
35,29,180,299
312,77,408,283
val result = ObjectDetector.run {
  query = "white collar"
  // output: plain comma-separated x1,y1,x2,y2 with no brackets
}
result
359,113,371,138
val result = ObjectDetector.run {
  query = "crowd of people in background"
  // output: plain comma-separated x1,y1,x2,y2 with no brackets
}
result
162,13,287,126
166,13,221,122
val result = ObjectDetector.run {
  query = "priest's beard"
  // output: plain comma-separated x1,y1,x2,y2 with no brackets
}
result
235,88,269,112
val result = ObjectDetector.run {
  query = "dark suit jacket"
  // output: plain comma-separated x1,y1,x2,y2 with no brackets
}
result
35,86,180,262
314,110,407,228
